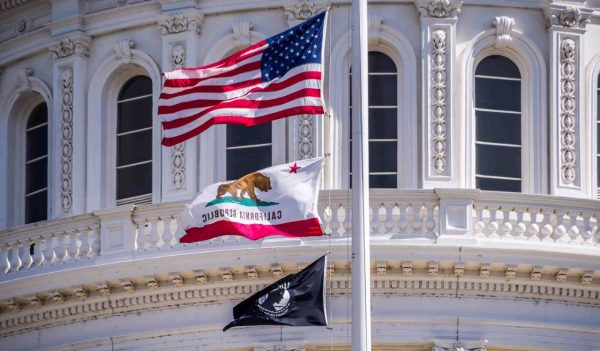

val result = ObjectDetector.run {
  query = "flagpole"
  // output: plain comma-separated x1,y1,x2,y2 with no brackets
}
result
350,0,371,350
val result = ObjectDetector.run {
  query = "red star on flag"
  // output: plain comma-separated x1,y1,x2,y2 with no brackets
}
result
289,162,301,174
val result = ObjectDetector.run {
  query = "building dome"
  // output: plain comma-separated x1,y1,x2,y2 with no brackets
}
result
1,0,600,350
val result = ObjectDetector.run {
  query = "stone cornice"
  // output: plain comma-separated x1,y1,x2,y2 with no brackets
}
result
1,258,598,337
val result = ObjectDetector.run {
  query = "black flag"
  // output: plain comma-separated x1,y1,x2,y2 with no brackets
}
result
223,255,328,331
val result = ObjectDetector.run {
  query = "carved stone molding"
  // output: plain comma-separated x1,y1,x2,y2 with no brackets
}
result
60,67,74,213
168,42,187,190
50,36,90,59
114,39,135,61
158,12,203,35
493,16,514,49
544,5,592,29
232,21,254,48
18,67,33,91
298,115,313,159
284,0,322,27
415,0,462,18
368,13,383,43
559,38,577,185
431,29,447,175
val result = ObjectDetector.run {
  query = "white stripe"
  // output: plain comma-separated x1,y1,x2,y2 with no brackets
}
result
163,44,267,80
163,96,323,138
161,55,263,95
160,78,321,123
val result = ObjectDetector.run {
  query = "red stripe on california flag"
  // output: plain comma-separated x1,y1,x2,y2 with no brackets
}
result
179,218,323,243
161,105,324,146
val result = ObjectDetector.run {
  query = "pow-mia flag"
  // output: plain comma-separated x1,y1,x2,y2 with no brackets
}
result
223,255,328,331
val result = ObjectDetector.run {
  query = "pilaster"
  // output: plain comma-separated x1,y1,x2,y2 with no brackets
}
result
415,0,462,189
545,4,592,198
284,0,326,161
50,33,90,218
157,10,203,202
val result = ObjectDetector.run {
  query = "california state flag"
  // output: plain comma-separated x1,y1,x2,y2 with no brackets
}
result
179,157,324,243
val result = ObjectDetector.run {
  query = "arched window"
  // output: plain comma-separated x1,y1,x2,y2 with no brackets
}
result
25,103,48,223
474,55,522,192
116,76,153,205
226,123,272,180
350,52,398,188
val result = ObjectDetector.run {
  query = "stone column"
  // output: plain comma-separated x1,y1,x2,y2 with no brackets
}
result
415,0,462,188
544,4,592,198
157,10,203,202
50,34,90,218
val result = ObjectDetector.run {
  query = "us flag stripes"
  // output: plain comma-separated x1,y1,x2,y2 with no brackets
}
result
159,11,327,146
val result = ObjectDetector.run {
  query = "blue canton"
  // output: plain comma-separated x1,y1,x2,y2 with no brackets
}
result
261,11,325,82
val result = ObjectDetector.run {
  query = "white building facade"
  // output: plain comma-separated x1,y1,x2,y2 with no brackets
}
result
1,0,600,350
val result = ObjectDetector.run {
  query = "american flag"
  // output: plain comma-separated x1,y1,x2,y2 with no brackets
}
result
159,12,327,147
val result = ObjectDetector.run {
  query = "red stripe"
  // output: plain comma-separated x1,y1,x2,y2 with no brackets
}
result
162,105,324,146
176,41,267,71
179,218,323,243
163,61,262,88
160,88,322,128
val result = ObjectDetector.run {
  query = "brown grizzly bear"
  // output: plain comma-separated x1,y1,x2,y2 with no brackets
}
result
216,172,272,203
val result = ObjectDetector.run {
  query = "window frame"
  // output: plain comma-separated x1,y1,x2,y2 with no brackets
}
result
590,58,600,199
24,102,49,223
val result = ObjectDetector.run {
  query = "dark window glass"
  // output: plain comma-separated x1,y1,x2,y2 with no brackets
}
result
117,163,152,200
227,123,272,148
476,177,521,193
474,78,520,112
25,102,48,224
25,191,47,224
475,56,522,192
227,145,272,180
350,52,398,189
476,111,521,145
476,144,521,178
475,55,520,78
118,76,152,100
116,76,153,202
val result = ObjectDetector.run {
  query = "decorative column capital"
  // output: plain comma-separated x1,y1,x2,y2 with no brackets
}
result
283,0,325,27
50,35,91,59
415,0,463,19
158,12,204,35
544,4,592,31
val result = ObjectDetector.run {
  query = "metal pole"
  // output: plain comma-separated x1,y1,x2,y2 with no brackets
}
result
350,0,371,350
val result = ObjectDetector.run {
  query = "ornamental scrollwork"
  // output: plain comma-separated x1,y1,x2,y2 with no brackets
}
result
493,16,514,49
416,0,462,18
232,21,253,48
60,67,74,212
431,29,447,175
170,43,186,190
559,7,582,28
298,115,313,159
50,37,90,59
285,0,318,21
171,44,186,69
158,13,203,35
559,38,576,185
544,5,591,29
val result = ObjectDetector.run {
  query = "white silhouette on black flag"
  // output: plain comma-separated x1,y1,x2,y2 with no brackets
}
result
223,255,328,331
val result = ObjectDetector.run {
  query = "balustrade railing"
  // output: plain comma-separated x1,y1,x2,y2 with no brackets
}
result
1,189,598,279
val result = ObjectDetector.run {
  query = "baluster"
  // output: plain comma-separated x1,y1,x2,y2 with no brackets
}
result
344,203,352,234
500,207,513,240
90,225,101,257
8,243,22,272
390,203,400,234
162,217,175,247
32,238,44,267
135,220,146,250
486,206,500,239
79,227,91,258
538,209,552,243
20,241,33,270
514,207,527,241
43,236,56,265
406,204,416,233
383,203,394,234
0,244,10,273
376,204,385,234
329,205,340,236
568,212,581,244
54,233,67,263
322,205,333,235
337,204,347,236
581,213,595,246
397,203,408,234
553,210,569,243
66,230,81,261
425,203,436,235
369,204,378,234
148,218,160,248
414,204,424,234
473,204,486,238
